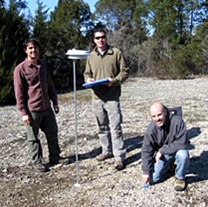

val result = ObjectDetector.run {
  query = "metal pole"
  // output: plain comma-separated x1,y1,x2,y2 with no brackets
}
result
66,49,89,187
73,60,80,186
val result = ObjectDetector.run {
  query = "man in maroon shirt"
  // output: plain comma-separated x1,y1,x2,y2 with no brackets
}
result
14,38,66,172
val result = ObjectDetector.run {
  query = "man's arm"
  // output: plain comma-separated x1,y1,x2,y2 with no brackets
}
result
13,66,28,116
141,133,155,178
110,50,129,86
84,56,94,83
14,66,31,124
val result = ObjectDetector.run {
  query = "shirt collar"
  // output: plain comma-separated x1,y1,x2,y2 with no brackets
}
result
25,58,41,67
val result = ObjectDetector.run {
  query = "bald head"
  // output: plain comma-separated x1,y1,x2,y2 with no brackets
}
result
150,102,166,127
150,102,165,114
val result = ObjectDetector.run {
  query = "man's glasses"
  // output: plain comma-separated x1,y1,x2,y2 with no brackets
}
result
94,36,106,40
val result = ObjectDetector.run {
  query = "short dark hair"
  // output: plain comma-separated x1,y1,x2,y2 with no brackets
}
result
92,27,107,37
23,38,40,50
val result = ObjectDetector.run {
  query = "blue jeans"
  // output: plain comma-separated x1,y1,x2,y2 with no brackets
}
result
152,149,189,183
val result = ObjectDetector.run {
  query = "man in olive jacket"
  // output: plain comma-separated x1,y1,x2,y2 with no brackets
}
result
84,27,129,170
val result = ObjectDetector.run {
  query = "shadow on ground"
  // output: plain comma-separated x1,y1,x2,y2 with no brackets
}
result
124,135,143,165
59,127,202,176
186,126,201,151
187,150,208,184
59,133,143,167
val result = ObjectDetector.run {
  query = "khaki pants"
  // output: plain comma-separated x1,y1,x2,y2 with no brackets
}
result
92,99,126,162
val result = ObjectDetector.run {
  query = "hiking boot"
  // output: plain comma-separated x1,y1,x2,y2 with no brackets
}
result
49,156,69,165
34,162,48,172
115,161,125,171
96,153,113,161
174,177,186,191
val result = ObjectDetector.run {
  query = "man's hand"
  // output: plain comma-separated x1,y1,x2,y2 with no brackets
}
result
22,115,30,125
53,105,59,114
142,174,150,184
87,78,95,83
155,151,162,163
104,78,112,87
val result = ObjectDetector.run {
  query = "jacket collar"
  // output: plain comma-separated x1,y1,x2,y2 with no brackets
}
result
94,44,114,56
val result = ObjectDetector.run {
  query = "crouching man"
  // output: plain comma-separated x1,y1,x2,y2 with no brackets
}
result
141,102,190,191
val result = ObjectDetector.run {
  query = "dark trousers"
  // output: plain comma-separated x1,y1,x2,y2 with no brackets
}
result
26,107,60,164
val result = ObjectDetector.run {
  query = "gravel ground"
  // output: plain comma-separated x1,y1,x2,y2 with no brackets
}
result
0,76,208,207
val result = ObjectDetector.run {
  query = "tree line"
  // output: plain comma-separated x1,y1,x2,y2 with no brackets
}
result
1,0,208,105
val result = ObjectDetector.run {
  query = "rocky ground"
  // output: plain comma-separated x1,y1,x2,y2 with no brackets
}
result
0,76,208,207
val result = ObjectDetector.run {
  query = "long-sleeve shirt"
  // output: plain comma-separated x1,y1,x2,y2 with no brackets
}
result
84,45,129,100
141,111,189,175
13,59,58,116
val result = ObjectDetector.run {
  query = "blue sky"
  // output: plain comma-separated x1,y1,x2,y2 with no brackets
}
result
5,0,98,15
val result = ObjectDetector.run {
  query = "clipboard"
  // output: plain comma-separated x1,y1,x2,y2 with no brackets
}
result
82,78,109,88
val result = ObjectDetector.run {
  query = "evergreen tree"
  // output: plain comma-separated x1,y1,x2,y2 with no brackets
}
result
0,0,29,105
45,0,92,90
32,0,50,52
